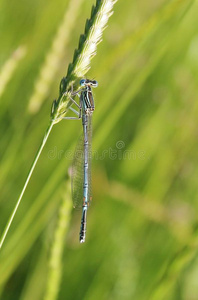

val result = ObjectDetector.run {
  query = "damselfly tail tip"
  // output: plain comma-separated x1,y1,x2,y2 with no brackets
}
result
80,237,85,243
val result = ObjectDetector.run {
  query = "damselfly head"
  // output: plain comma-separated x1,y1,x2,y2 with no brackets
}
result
80,79,98,88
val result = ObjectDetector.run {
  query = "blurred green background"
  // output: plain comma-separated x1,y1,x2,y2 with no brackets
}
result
1,0,198,299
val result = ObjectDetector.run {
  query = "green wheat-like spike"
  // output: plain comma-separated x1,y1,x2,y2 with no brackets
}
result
51,0,118,123
70,0,117,78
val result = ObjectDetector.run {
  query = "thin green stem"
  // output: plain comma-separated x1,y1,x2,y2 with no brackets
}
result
0,45,26,99
43,181,72,300
0,121,54,250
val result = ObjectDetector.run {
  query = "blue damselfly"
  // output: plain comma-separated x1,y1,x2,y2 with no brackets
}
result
64,79,98,243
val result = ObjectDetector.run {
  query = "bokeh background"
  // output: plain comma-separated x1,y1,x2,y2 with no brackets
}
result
1,0,198,299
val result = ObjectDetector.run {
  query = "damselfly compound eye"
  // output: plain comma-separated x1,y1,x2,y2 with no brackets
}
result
80,79,86,86
91,80,98,87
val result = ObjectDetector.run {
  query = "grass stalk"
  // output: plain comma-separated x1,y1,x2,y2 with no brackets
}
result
0,121,54,249
0,46,26,98
43,182,72,300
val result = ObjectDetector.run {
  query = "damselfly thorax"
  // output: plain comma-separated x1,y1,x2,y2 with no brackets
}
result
80,79,97,113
